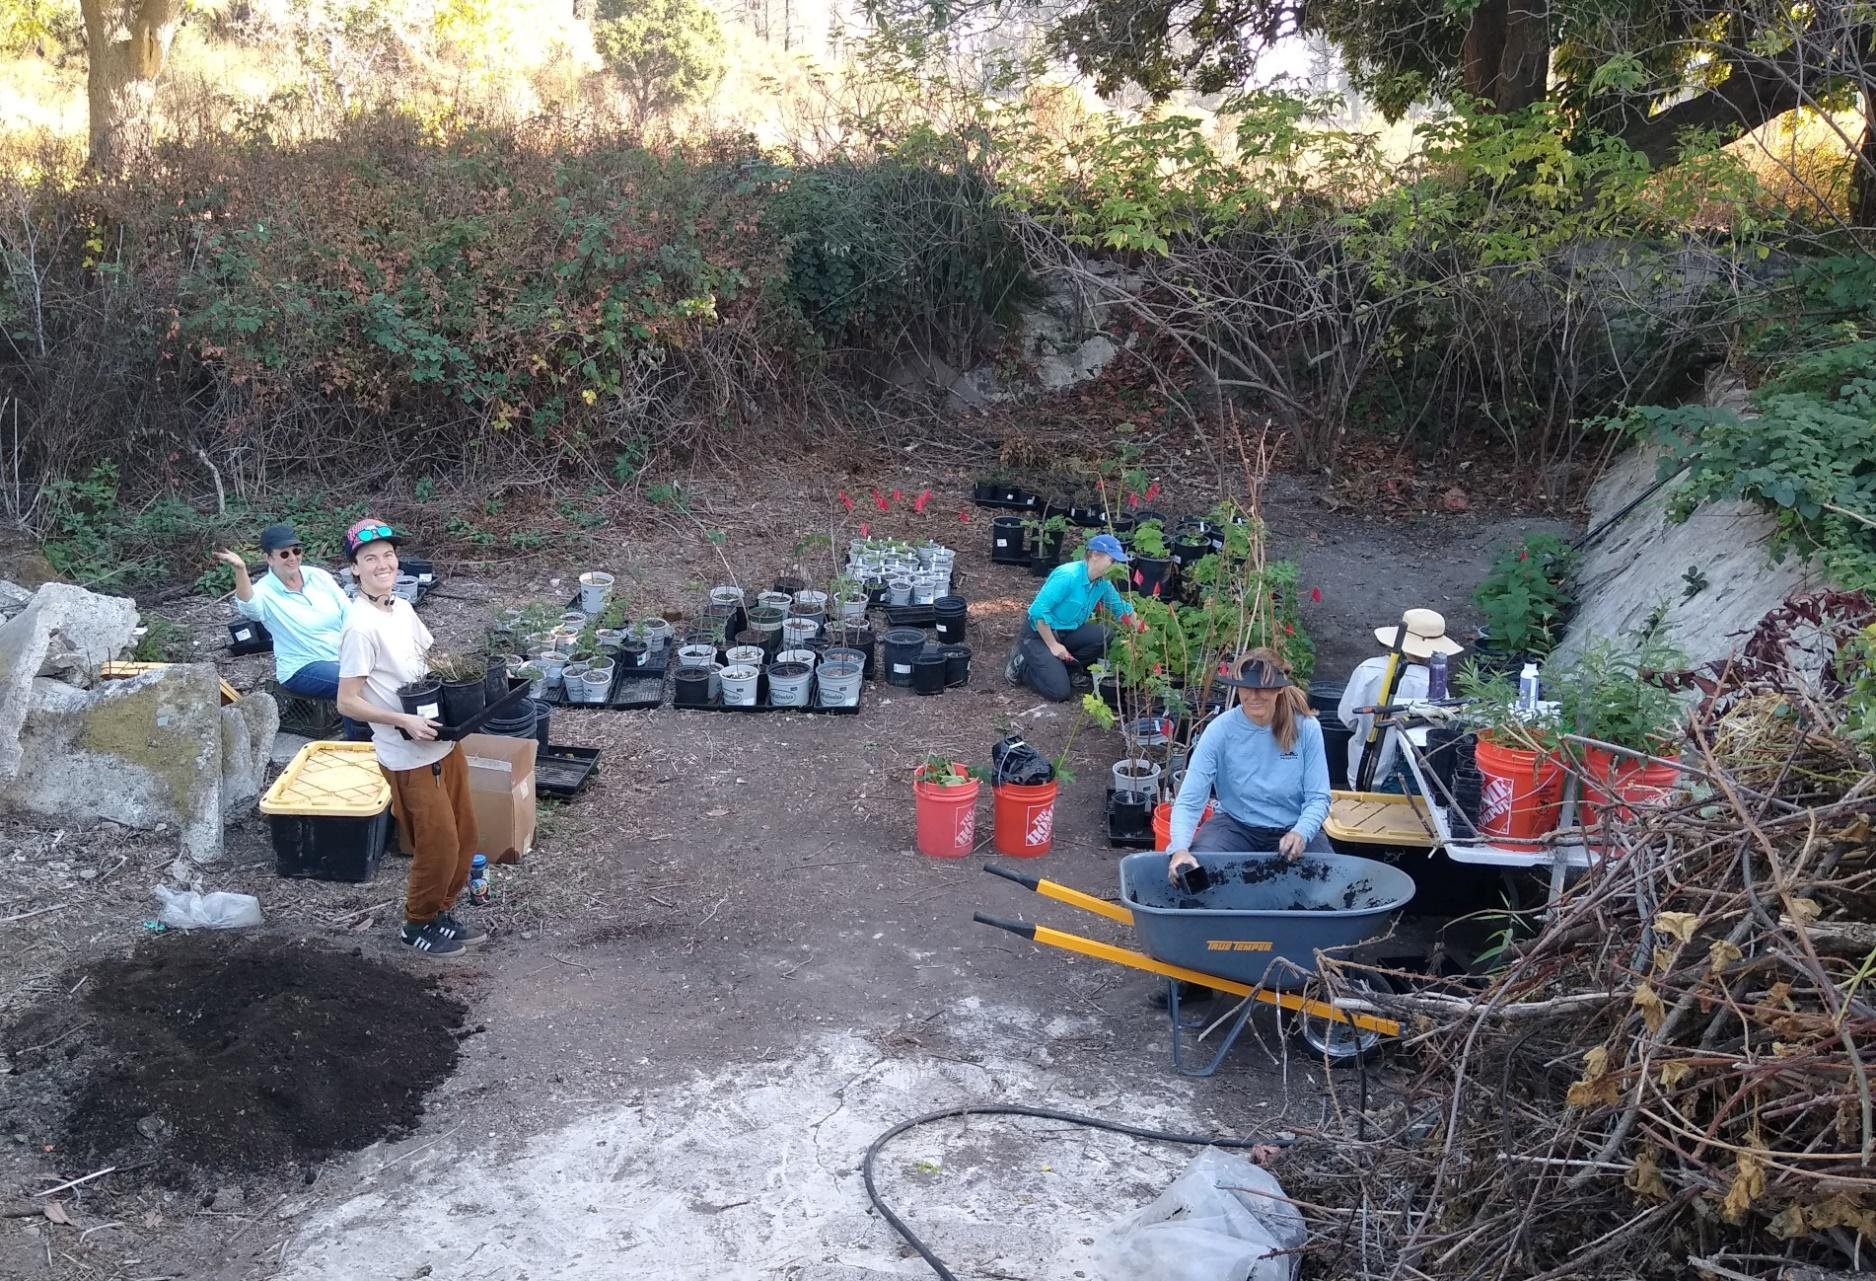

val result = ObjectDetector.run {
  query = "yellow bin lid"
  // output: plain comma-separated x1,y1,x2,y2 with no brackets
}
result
260,741,390,818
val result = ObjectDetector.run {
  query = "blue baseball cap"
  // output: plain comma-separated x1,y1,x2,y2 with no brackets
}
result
1087,533,1131,563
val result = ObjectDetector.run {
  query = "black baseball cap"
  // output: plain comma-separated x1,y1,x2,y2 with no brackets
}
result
259,523,302,553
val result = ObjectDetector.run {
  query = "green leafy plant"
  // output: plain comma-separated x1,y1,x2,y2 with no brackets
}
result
915,754,986,786
1455,661,1561,754
1130,519,1170,559
1473,533,1577,657
1551,640,1686,755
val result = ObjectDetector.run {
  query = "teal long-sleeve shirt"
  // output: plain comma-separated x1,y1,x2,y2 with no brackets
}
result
1026,560,1134,632
1168,706,1332,850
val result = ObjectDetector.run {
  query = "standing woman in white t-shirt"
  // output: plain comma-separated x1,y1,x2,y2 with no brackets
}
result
334,518,486,959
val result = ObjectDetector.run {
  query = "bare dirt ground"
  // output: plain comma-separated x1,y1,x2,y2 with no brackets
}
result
0,438,1573,1280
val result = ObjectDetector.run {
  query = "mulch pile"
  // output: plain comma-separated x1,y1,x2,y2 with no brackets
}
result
3,933,466,1183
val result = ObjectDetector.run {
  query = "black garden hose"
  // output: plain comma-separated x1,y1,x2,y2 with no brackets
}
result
861,1102,1289,1281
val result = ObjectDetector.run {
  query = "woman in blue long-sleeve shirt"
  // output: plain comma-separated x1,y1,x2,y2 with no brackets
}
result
1166,649,1333,883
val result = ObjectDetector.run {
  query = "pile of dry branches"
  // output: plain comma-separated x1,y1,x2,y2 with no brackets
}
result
1301,592,1876,1281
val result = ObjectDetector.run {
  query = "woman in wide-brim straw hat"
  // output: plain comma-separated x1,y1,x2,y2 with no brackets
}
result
1165,648,1334,885
1337,607,1465,792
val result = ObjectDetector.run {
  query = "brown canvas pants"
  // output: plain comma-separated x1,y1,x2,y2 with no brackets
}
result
384,748,478,925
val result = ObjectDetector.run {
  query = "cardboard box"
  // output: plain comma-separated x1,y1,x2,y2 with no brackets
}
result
459,733,538,864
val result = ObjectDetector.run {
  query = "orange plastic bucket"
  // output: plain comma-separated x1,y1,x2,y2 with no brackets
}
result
913,772,980,859
992,782,1059,857
1578,747,1681,828
1152,801,1216,851
1475,736,1564,845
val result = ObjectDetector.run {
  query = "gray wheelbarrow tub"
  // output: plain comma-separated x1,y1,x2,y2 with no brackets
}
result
1117,851,1416,990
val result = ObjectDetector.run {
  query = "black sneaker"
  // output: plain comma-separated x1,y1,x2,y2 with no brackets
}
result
1005,649,1026,685
400,920,465,959
432,911,489,947
1069,669,1093,693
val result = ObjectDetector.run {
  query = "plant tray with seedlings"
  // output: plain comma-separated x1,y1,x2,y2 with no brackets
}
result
534,746,602,799
672,670,863,715
1104,786,1159,849
542,662,669,710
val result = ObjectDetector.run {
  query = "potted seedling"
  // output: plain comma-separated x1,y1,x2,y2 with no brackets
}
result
831,574,870,623
1128,519,1176,598
1473,532,1577,668
1551,639,1686,828
430,651,489,726
1455,664,1565,845
913,754,988,859
1023,513,1070,579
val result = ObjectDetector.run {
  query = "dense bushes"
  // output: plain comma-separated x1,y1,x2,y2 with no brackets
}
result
0,115,1028,516
1000,95,1774,469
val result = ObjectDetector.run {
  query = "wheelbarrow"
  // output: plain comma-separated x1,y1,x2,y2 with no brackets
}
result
976,851,1415,1076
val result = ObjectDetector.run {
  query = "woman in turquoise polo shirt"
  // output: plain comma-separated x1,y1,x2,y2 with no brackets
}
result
214,522,363,738
1005,532,1146,702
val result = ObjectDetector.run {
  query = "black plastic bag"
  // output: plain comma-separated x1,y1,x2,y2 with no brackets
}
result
992,735,1055,786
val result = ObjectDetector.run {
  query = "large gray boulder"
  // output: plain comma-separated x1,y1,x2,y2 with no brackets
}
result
221,690,280,813
0,582,139,780
2,664,224,863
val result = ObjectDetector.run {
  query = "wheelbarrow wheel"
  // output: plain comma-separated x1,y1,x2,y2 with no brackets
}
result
1294,975,1392,1067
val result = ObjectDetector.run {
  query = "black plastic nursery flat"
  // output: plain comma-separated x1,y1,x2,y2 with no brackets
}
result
535,745,602,798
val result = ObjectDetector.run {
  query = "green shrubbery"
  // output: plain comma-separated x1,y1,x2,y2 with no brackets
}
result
1622,256,1876,590
1,113,1028,537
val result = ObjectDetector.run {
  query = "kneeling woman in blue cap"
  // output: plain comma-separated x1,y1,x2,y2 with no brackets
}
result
1166,649,1332,883
1005,532,1146,702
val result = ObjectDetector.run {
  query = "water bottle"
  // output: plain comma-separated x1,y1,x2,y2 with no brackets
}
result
1516,662,1541,715
468,854,490,906
1426,651,1449,701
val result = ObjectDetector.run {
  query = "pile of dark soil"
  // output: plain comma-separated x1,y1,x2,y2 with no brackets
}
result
3,933,466,1181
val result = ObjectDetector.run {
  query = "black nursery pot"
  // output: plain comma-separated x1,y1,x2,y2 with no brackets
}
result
674,667,713,708
1029,529,1066,578
1129,556,1176,599
438,675,487,728
397,676,442,721
989,515,1028,565
939,644,972,688
1107,789,1156,840
826,623,878,678
482,655,510,705
932,597,968,644
911,651,948,695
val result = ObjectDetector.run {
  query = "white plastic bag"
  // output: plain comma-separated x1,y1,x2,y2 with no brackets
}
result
1096,1147,1306,1281
151,885,264,930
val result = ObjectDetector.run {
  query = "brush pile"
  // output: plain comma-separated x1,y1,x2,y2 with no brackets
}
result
1300,591,1876,1281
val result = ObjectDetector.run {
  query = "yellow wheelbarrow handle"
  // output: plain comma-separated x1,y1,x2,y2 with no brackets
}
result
983,863,1134,926
974,912,1401,1039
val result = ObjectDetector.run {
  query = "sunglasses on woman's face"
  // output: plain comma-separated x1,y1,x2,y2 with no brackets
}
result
272,547,303,558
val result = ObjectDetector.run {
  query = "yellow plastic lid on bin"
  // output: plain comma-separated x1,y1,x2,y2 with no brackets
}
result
1325,790,1438,850
260,741,391,817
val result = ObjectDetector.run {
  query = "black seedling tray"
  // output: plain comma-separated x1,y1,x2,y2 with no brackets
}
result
535,745,602,798
883,604,937,627
1105,786,1159,849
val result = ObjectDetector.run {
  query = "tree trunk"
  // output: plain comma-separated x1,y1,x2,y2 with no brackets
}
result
79,0,186,173
1461,0,1550,112
1854,89,1876,230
